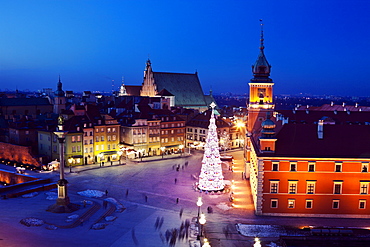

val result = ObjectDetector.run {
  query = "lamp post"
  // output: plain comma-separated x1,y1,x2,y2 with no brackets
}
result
117,151,123,164
68,157,73,173
196,196,203,240
199,213,206,237
160,147,165,159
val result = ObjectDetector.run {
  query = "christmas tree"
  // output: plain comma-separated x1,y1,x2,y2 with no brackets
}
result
198,102,225,191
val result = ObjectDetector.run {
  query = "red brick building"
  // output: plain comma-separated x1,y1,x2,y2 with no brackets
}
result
246,28,370,218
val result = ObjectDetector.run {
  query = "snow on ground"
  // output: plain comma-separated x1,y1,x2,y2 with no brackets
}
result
20,218,44,227
216,202,232,211
105,197,125,212
236,224,286,237
22,192,39,198
45,191,57,200
77,189,105,198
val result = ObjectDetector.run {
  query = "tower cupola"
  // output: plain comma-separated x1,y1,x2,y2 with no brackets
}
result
54,75,65,97
251,21,272,81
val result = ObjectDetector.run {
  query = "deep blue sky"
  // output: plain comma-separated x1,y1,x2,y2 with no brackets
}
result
0,0,369,96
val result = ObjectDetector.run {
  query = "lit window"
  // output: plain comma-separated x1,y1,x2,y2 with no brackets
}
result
96,146,99,151
288,181,298,194
72,136,76,143
333,182,342,194
101,144,104,150
335,163,342,172
332,200,340,209
107,128,111,133
306,199,313,209
77,136,81,142
308,163,315,172
271,199,278,208
359,200,366,209
306,181,316,194
290,163,297,172
362,163,368,173
288,199,295,208
360,182,369,194
270,181,279,193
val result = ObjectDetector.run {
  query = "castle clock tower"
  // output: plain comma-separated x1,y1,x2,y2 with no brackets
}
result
247,22,275,135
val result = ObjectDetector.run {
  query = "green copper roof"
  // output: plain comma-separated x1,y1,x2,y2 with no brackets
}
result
153,72,207,107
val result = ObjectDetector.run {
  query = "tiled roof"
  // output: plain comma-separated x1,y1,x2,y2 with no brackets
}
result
125,86,142,96
187,110,230,129
0,98,51,106
157,88,174,96
277,109,370,125
153,72,207,107
296,104,370,112
259,123,370,158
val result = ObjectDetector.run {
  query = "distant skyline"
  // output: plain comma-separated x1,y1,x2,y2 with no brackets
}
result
0,0,369,96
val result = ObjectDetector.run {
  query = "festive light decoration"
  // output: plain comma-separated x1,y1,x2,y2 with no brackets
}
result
198,102,225,191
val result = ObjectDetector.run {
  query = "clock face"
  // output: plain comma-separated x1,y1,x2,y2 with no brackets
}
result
258,88,266,98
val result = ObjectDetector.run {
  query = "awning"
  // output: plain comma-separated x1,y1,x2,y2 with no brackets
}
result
99,151,118,155
71,155,83,158
164,145,181,148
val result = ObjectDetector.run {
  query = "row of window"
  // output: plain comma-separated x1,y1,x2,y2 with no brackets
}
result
95,135,117,142
187,135,206,142
161,137,184,143
270,199,367,210
187,128,206,134
272,162,368,173
270,180,370,195
95,127,116,133
161,129,184,135
149,137,160,143
72,143,118,153
161,123,184,128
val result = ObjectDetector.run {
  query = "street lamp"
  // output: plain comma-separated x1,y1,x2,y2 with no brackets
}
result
199,213,206,237
160,147,165,159
196,196,203,240
68,157,73,173
179,145,184,156
196,196,203,223
117,151,123,164
202,238,211,247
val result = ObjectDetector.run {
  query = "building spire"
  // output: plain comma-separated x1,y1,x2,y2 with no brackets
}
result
260,19,264,52
251,19,271,79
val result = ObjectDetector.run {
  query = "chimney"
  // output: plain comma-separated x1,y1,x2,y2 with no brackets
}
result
317,119,324,139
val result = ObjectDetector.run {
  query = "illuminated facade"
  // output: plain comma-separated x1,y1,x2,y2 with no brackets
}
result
246,25,370,218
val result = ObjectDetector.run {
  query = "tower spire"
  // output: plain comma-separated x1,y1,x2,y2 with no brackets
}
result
260,19,264,52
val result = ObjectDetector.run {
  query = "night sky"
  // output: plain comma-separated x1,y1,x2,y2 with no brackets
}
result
0,0,369,96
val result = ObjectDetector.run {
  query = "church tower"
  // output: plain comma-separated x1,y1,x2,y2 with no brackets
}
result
247,22,275,135
53,76,66,114
140,59,158,97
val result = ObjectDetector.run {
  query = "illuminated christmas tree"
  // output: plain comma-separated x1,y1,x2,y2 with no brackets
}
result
198,102,225,191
